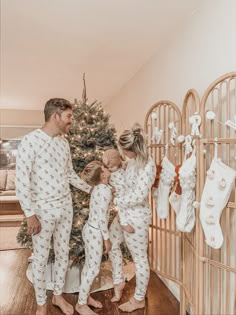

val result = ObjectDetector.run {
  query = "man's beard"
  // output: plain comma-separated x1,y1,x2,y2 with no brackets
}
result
60,123,71,134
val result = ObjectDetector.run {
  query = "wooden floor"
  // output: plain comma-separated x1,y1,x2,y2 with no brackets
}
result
0,249,179,315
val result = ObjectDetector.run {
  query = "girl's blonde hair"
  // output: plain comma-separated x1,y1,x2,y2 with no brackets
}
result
118,123,148,168
81,160,103,186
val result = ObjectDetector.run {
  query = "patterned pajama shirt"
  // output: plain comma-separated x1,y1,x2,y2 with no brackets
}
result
109,167,129,226
109,157,156,301
78,184,112,305
16,129,91,305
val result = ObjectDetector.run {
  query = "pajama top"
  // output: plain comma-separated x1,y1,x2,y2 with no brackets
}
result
15,129,91,217
87,184,112,240
115,157,156,220
109,168,126,196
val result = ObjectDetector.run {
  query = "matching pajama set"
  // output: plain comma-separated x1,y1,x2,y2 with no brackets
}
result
109,157,156,301
78,184,112,305
15,129,91,305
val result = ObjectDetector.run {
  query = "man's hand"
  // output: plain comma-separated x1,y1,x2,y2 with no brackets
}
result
104,239,112,254
26,215,41,236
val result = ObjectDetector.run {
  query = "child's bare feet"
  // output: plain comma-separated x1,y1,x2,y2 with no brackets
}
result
88,295,103,308
118,296,145,312
121,224,135,233
111,281,126,302
75,303,97,315
52,295,73,315
36,303,47,315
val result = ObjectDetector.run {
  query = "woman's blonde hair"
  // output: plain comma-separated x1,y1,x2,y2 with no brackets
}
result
81,160,103,186
118,123,148,168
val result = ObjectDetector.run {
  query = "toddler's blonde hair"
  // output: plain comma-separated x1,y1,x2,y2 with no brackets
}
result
102,149,121,167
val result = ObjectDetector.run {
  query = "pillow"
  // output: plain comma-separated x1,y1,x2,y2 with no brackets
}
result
0,170,7,190
6,170,16,191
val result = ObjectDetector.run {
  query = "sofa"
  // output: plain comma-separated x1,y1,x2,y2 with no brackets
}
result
0,170,23,215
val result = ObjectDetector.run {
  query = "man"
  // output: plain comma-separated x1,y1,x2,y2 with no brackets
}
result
16,98,91,315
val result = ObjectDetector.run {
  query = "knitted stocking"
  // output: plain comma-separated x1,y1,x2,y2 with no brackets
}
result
176,151,196,232
152,164,162,197
200,158,236,249
156,156,175,219
169,165,182,215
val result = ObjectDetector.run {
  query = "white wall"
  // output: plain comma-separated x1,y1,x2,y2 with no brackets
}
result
105,0,236,133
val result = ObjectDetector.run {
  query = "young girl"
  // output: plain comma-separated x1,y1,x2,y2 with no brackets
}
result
102,148,135,233
109,124,156,312
75,161,112,315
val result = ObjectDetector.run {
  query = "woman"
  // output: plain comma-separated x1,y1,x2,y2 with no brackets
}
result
109,124,156,312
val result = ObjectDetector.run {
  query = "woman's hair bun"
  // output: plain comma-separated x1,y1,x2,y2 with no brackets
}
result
131,123,143,136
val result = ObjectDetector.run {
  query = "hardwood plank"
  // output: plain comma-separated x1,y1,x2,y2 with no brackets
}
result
0,249,179,315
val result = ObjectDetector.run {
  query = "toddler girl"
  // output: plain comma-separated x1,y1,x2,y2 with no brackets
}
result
75,161,112,315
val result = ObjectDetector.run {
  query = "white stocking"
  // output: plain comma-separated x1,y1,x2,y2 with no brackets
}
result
156,156,175,219
176,151,196,232
200,158,236,249
169,191,182,215
169,165,182,215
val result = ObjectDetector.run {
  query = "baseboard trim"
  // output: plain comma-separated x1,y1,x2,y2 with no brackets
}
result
158,274,180,301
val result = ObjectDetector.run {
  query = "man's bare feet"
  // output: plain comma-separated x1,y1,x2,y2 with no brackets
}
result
52,294,73,315
36,303,47,315
121,224,135,233
118,296,145,312
87,295,103,308
75,303,97,315
111,281,126,302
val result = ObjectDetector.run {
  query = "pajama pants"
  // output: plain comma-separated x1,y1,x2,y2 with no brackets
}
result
109,214,150,301
78,222,103,305
31,206,73,305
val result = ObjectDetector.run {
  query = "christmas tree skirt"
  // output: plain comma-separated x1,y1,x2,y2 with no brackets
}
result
26,259,135,293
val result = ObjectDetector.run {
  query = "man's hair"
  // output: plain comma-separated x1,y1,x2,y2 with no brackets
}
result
81,161,103,186
44,98,73,122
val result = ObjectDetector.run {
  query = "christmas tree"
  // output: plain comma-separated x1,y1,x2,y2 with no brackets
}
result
17,75,130,267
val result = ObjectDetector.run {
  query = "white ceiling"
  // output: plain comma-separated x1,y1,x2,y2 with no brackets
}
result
0,0,203,110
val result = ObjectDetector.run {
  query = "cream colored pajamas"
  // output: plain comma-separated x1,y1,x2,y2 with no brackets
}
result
109,168,128,226
78,184,112,305
109,157,156,301
16,129,91,305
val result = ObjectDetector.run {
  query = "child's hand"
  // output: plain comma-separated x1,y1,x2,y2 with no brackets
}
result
121,224,135,233
111,187,116,199
110,188,116,203
104,239,112,254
